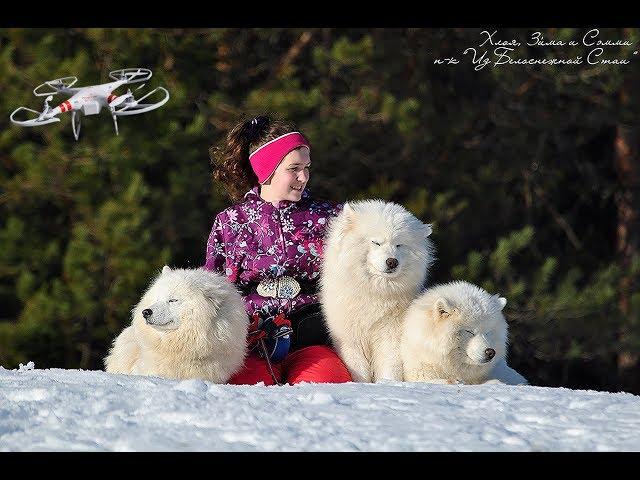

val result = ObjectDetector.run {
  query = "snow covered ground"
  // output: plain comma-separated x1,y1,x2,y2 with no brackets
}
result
1,362,639,452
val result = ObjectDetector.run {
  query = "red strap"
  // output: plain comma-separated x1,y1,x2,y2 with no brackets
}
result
246,312,291,350
272,313,291,328
248,312,261,331
247,313,266,349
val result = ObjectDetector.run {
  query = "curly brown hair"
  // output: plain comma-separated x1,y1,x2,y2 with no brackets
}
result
210,114,298,202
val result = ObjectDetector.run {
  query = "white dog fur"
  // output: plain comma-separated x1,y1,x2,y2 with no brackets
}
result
401,280,528,385
320,200,435,383
104,266,248,383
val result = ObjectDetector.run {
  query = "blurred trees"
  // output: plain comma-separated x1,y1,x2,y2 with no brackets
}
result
0,28,638,392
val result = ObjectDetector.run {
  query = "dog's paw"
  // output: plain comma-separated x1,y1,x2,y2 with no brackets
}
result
483,379,506,385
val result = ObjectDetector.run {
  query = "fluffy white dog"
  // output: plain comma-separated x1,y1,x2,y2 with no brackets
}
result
104,266,248,383
320,200,435,382
401,280,528,385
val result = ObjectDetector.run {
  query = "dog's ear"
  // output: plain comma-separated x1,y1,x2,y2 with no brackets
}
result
434,297,452,319
497,296,507,310
162,265,172,275
335,202,357,239
342,202,356,225
423,223,433,238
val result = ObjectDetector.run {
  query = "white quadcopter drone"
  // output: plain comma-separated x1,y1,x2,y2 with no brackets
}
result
10,68,170,140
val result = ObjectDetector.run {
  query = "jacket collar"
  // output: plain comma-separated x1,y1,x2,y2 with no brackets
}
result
243,185,311,209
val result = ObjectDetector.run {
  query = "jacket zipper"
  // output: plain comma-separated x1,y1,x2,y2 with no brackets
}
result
276,206,287,266
276,206,289,310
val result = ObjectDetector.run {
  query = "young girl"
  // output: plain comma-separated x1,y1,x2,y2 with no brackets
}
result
204,114,352,386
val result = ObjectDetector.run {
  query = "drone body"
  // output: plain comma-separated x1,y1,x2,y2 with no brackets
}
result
10,68,169,140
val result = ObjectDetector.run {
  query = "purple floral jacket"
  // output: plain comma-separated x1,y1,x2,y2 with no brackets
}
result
204,186,343,319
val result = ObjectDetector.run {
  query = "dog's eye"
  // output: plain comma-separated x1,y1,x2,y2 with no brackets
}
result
465,330,474,335
371,240,381,246
168,299,178,303
396,244,403,248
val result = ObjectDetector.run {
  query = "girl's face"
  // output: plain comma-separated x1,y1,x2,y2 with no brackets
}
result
261,147,311,204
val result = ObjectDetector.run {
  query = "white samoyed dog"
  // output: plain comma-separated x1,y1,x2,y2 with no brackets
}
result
320,200,435,382
104,266,248,383
401,280,528,385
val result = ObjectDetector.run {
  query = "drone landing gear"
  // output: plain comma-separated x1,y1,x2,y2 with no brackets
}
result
110,107,119,136
71,110,81,141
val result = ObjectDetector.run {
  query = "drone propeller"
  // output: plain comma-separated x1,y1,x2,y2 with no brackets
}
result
108,68,152,84
10,95,61,127
33,76,78,97
10,107,61,126
112,86,170,116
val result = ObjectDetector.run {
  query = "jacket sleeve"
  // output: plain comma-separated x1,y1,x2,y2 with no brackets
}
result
204,214,227,275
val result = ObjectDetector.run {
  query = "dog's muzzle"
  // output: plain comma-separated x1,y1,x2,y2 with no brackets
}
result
483,348,496,362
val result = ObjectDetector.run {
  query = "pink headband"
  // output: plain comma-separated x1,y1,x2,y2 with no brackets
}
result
249,132,310,184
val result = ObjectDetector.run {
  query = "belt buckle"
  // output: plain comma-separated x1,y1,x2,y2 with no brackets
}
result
257,276,301,299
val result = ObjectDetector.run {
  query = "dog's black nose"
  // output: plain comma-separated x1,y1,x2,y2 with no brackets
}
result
142,309,153,319
485,348,495,360
386,258,399,270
